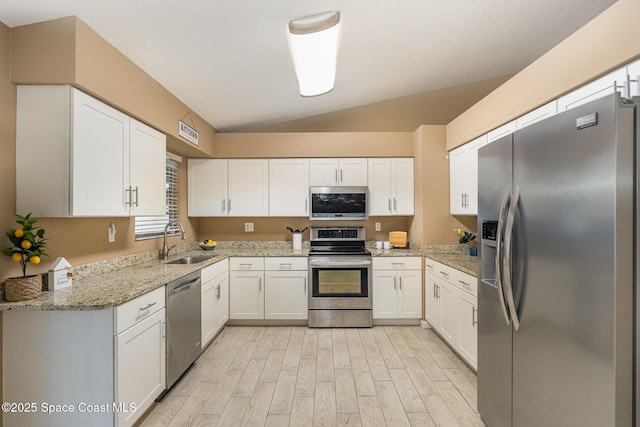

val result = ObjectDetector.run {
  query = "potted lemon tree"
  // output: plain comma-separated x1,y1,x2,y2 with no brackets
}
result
2,213,49,301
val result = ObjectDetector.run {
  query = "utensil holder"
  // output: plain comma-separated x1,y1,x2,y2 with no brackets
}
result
292,233,302,250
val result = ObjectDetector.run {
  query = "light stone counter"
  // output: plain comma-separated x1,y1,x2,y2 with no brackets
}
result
0,242,310,311
424,244,479,277
0,239,427,311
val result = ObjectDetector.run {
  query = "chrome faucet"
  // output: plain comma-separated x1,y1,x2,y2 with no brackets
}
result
162,221,187,259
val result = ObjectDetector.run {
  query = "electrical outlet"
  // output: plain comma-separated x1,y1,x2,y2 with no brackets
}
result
244,222,254,232
375,222,381,232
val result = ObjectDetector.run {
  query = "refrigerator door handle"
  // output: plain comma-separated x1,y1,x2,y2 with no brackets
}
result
495,190,512,325
503,185,521,331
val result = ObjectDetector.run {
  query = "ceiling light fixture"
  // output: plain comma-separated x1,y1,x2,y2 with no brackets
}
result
287,11,341,97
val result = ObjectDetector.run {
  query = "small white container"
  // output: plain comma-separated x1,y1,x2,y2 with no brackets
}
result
383,241,392,249
48,257,73,291
375,241,383,249
292,233,303,250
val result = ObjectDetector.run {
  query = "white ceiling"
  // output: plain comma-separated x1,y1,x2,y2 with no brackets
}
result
0,0,617,132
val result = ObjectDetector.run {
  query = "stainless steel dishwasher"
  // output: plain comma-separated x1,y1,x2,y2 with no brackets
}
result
165,270,201,391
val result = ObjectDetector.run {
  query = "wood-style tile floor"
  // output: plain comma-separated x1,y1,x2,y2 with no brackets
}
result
137,326,485,427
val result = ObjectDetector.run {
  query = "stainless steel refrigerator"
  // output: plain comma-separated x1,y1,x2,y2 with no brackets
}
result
477,93,634,427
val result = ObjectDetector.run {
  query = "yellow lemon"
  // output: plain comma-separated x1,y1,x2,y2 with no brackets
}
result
11,253,22,262
14,229,24,238
29,256,40,265
21,240,32,250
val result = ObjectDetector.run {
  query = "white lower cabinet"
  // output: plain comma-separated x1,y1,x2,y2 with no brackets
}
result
201,259,229,347
230,257,309,320
372,257,422,319
230,257,265,320
3,286,166,427
265,257,308,319
425,257,478,369
115,307,166,427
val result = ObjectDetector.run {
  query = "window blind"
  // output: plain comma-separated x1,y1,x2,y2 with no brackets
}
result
134,154,181,240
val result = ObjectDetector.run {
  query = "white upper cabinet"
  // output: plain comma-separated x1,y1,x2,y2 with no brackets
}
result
188,159,269,217
269,158,310,217
16,85,166,217
515,101,558,130
188,159,228,216
449,134,487,215
310,158,367,186
228,159,269,216
129,118,167,216
558,68,627,112
626,59,640,96
368,158,414,216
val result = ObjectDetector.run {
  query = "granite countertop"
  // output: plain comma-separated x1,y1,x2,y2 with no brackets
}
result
424,252,479,277
0,250,227,311
0,241,423,312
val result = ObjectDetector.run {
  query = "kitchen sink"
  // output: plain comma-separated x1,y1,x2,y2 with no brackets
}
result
165,255,215,265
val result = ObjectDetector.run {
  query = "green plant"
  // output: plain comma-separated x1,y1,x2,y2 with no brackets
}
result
453,228,477,244
2,213,49,278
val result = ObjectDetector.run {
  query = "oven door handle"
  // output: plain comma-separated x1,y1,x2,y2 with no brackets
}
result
309,260,372,267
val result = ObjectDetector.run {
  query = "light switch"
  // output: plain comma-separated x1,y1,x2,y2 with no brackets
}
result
375,222,381,232
244,222,254,232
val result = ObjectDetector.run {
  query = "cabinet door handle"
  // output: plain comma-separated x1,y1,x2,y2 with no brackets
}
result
439,271,448,277
393,197,397,211
458,280,470,287
125,186,132,207
280,263,293,269
335,169,338,183
228,198,231,213
436,284,440,299
399,276,402,291
304,277,307,293
388,198,392,212
461,193,464,208
393,276,397,290
340,168,343,183
139,302,156,312
222,199,226,213
259,277,262,292
472,306,478,326
305,198,308,213
132,186,139,207
216,284,221,300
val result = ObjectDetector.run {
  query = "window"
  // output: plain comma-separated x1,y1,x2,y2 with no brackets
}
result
134,153,181,240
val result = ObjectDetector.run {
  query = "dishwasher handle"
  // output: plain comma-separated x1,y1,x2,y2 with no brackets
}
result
168,277,200,296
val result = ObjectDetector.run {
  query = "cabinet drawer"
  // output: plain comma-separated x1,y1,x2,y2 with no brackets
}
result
264,257,307,271
116,286,165,334
452,270,478,297
425,258,453,283
201,258,228,283
373,257,421,270
230,257,264,271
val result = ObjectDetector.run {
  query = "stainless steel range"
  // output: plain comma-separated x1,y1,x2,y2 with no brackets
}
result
308,226,372,328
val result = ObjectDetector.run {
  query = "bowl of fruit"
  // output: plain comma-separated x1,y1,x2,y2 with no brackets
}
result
199,239,217,250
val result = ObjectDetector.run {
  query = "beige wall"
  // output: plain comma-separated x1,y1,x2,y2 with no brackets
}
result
447,0,640,150
0,23,18,281
209,132,414,158
410,126,476,245
11,16,216,159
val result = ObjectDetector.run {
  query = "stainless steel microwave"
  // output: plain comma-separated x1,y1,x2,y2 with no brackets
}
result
309,186,368,220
